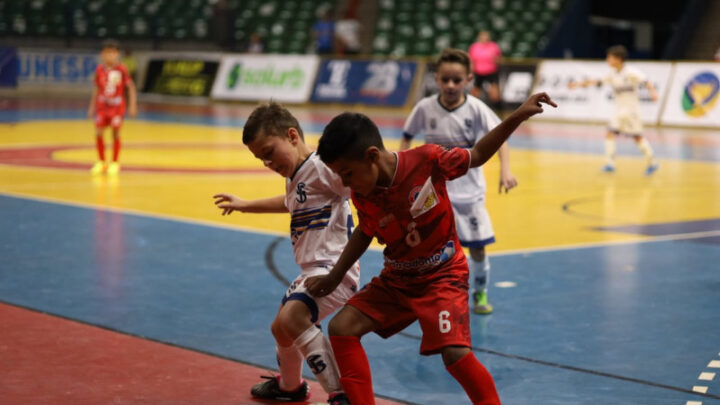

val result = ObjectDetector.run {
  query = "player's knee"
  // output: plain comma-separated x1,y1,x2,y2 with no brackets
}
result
327,313,350,337
469,246,485,262
275,304,312,339
441,345,471,366
328,308,364,337
270,316,285,339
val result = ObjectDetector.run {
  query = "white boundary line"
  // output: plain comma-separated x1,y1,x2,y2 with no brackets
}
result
490,230,720,257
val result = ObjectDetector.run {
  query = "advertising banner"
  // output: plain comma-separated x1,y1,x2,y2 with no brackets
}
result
660,63,720,127
499,62,538,108
143,58,219,97
17,49,99,86
311,59,417,106
531,60,673,124
211,54,319,103
0,47,18,87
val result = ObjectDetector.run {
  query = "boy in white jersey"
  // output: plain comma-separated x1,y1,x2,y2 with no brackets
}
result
213,102,357,405
400,48,517,315
569,45,659,175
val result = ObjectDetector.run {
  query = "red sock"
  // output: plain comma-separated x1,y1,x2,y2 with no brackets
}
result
112,137,121,162
330,336,375,405
95,136,105,161
446,352,501,405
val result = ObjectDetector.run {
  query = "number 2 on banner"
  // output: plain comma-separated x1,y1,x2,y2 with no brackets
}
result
363,62,399,96
439,310,451,333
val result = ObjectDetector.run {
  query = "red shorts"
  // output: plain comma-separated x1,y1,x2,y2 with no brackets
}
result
95,107,125,129
346,256,471,355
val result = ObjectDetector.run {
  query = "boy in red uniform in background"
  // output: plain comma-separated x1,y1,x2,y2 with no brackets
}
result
88,39,137,175
306,93,556,404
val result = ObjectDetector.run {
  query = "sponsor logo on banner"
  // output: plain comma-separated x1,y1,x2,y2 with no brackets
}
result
143,58,219,97
661,63,720,127
681,72,719,118
211,54,319,103
312,59,417,106
18,49,98,85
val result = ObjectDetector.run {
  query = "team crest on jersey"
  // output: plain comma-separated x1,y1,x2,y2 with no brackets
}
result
409,177,438,218
296,182,307,203
429,118,437,129
465,118,472,129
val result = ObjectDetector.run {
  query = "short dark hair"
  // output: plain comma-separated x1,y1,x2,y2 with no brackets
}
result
243,102,304,144
102,39,120,50
436,48,471,74
318,112,385,164
607,45,628,61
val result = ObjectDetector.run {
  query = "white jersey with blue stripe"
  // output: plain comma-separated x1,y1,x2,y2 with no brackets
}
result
285,152,360,283
403,94,501,203
602,65,646,117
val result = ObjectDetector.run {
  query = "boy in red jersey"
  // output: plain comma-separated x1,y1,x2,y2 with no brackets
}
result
306,93,556,405
87,39,137,175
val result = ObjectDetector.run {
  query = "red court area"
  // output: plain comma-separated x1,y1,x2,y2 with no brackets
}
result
0,304,403,405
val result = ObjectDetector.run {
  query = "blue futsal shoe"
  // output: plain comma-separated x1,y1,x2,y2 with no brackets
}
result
601,163,616,173
645,163,659,176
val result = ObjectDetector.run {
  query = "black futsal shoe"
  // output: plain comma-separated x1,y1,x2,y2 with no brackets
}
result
250,375,310,401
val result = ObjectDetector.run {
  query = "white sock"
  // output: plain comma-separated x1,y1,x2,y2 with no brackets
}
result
637,138,655,166
276,344,304,391
295,326,342,394
470,257,491,295
605,138,616,166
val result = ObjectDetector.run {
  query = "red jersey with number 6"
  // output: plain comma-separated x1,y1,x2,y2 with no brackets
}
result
352,144,471,282
95,63,130,114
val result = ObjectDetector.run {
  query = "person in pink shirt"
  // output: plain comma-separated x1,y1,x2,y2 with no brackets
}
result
468,30,502,109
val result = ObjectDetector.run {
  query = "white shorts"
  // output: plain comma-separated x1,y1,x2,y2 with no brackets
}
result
452,200,495,248
281,264,359,324
609,111,643,136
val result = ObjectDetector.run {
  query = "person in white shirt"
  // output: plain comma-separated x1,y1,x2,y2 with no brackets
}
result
569,45,659,175
335,12,361,55
400,48,518,315
213,102,356,405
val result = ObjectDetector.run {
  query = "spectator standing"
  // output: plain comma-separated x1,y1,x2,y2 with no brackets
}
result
468,30,502,110
313,9,335,54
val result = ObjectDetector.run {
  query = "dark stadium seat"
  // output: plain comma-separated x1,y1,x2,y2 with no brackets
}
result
373,0,567,57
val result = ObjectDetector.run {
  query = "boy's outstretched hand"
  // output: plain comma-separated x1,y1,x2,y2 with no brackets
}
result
515,92,557,120
213,193,248,216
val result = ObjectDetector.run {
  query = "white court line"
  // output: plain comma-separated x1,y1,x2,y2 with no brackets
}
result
686,401,702,405
698,372,716,381
491,230,720,257
708,360,720,368
693,386,709,394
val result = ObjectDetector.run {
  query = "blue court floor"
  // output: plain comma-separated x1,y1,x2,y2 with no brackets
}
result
2,98,720,404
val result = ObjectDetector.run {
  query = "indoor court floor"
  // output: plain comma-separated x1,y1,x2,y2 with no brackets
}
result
1,94,720,404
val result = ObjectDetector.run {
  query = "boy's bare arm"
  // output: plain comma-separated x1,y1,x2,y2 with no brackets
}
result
645,80,659,102
497,142,518,193
88,87,98,119
568,78,600,89
127,80,138,117
213,194,288,215
305,227,373,297
469,93,556,169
